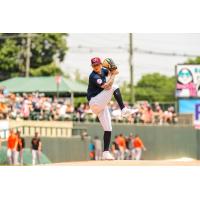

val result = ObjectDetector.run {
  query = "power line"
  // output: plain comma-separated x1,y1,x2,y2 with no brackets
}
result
135,48,199,57
134,35,200,44
69,45,200,57
1,35,199,58
0,34,38,40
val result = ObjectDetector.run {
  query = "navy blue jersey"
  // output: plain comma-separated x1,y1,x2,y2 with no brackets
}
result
87,68,109,101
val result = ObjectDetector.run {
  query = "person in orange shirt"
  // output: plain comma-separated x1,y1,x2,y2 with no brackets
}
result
132,134,146,160
116,133,126,160
7,130,18,165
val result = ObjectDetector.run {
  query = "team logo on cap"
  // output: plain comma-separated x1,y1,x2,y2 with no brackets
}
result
93,58,98,62
97,79,102,84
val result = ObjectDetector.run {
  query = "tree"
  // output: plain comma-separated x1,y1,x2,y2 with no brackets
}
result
29,33,67,68
0,38,21,80
135,73,176,102
186,56,200,64
29,62,63,76
0,33,68,80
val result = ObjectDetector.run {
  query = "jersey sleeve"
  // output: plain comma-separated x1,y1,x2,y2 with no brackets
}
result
102,67,109,76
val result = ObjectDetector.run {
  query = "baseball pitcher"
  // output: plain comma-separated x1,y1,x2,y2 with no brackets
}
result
87,57,138,160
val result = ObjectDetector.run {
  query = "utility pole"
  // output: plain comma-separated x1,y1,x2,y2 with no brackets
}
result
129,33,135,105
25,33,31,77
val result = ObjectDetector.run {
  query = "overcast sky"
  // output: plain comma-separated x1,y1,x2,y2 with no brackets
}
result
61,33,200,85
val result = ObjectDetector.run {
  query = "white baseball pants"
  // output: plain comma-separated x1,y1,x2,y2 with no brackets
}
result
132,148,142,160
89,84,119,131
7,149,17,165
32,150,41,165
15,150,24,165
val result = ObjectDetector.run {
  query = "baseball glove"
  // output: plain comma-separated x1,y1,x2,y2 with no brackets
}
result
102,58,117,71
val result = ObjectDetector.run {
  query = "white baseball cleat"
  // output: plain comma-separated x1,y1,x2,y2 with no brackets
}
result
121,107,138,118
102,151,115,160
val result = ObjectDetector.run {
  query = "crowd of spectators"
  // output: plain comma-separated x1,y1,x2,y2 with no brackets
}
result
0,87,177,125
0,88,76,121
109,100,177,125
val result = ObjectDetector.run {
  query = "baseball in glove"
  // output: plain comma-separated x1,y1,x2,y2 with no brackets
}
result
102,58,118,71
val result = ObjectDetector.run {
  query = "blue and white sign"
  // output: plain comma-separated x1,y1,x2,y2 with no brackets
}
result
179,99,200,114
194,104,200,129
179,100,200,129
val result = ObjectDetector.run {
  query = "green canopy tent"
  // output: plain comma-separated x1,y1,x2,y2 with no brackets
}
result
0,76,87,104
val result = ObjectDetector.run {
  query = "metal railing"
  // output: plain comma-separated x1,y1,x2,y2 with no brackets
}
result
0,126,87,139
0,126,22,139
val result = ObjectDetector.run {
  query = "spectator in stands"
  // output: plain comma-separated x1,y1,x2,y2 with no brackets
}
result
76,103,85,122
0,89,179,125
15,131,25,165
7,130,18,165
51,99,59,120
42,98,52,120
143,105,154,124
31,132,42,165
0,96,9,119
11,94,23,120
21,98,30,120
132,134,146,160
153,105,163,125
93,136,102,160
58,101,67,121
163,106,177,124
138,103,146,123
65,103,74,120
82,103,94,122
0,135,2,150
31,100,42,120
171,106,178,124
110,102,123,123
